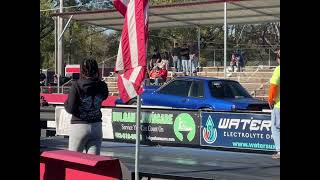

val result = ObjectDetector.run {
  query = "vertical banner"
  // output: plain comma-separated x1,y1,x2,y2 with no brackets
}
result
112,108,200,145
200,112,276,151
55,106,71,136
101,108,114,139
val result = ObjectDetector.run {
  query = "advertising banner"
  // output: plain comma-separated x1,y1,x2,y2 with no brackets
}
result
55,106,114,139
112,108,200,145
55,106,71,136
200,112,276,151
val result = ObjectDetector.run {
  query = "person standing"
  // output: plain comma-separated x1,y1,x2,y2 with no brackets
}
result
40,69,46,86
236,50,245,72
268,49,280,159
189,43,199,75
230,51,237,72
64,58,108,155
171,43,181,72
180,43,190,75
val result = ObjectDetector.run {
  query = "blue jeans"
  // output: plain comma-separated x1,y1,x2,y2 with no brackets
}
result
181,59,189,74
150,78,164,86
173,56,180,72
271,107,280,152
189,59,198,73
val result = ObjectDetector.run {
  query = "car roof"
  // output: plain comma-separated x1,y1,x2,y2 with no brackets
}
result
175,76,237,82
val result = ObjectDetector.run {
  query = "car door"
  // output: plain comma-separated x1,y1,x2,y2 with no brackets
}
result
149,79,192,108
184,80,206,109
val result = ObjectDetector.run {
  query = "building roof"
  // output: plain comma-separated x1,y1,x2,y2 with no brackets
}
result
52,0,280,30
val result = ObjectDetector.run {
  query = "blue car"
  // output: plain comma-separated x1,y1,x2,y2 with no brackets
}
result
116,76,269,111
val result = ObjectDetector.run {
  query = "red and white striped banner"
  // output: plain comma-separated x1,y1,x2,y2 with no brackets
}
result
113,0,149,103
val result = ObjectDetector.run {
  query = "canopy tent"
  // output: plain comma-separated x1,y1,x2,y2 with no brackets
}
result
51,0,280,87
52,0,279,30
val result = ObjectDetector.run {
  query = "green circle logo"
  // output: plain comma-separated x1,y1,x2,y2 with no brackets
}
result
174,113,196,142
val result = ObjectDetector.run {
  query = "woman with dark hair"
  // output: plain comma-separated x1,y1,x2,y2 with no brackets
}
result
64,58,108,155
157,52,169,70
148,54,158,72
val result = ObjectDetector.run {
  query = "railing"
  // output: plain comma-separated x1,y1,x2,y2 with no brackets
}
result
201,47,280,67
229,65,275,83
98,55,117,78
250,81,269,98
243,65,263,83
61,79,73,94
40,107,56,137
40,86,69,94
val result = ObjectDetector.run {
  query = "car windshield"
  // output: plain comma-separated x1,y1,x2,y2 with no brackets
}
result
209,80,251,99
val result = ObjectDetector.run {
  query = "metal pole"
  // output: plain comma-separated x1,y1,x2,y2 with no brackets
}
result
213,50,216,67
223,2,227,78
57,0,64,93
57,76,60,93
135,95,142,180
101,61,105,78
54,17,57,74
197,26,201,70
268,48,271,67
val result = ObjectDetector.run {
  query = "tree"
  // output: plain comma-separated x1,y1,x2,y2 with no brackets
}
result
40,0,56,68
40,0,55,41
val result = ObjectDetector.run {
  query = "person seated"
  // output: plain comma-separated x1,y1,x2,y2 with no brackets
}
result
155,57,168,82
148,54,158,73
149,67,165,86
159,67,168,82
157,53,169,70
40,96,49,107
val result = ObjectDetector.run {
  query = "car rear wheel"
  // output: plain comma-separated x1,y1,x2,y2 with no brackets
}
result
127,99,137,105
200,107,214,111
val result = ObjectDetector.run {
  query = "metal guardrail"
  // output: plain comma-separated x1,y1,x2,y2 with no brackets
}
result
40,107,56,137
40,86,70,94
40,107,55,121
243,65,263,83
138,172,214,180
40,107,55,112
61,79,73,94
250,81,269,97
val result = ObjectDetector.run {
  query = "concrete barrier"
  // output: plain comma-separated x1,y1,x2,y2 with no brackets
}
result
40,149,122,180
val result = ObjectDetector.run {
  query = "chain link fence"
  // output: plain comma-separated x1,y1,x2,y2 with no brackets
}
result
200,47,280,67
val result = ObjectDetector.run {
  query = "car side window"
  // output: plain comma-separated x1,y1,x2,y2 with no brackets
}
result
210,81,233,98
159,80,192,97
189,81,204,98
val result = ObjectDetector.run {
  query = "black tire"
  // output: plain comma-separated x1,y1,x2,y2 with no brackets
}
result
200,107,214,111
127,99,137,105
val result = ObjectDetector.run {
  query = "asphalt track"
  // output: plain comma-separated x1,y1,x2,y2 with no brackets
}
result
40,136,280,180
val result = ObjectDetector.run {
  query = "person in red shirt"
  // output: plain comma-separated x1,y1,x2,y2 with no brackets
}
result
149,66,167,85
159,68,167,82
